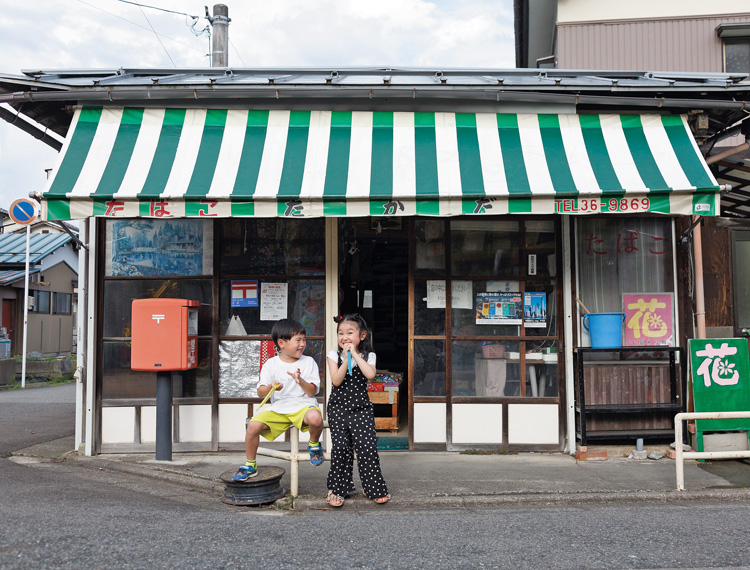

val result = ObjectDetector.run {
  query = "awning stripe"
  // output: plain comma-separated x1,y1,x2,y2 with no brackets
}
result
579,114,621,192
323,111,351,198
539,114,577,196
370,111,394,197
41,107,722,219
139,108,185,197
497,114,530,195
185,108,226,196
231,109,268,197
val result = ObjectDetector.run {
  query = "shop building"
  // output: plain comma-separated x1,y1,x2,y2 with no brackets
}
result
0,67,746,455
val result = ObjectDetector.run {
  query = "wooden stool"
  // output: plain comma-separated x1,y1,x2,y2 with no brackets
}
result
220,466,286,506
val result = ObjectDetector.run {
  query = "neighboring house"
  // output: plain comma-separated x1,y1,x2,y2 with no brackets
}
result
0,233,78,356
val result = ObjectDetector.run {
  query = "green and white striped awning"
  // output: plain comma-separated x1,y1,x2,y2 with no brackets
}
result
41,106,720,220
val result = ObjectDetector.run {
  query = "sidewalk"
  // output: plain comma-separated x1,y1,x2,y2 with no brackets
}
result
11,437,750,510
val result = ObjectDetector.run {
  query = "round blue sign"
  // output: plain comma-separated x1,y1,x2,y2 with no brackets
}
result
8,198,38,225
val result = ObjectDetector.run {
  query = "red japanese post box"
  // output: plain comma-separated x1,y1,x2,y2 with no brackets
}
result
131,299,200,371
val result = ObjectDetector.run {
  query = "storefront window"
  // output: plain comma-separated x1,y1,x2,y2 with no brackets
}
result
452,340,520,397
413,339,446,397
220,279,325,337
102,339,212,400
219,339,325,399
525,340,558,398
415,219,445,276
450,219,520,277
576,217,674,313
414,280,445,335
220,219,325,276
105,219,213,277
524,220,556,277
102,279,212,338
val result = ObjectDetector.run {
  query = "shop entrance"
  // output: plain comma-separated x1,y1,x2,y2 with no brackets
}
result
338,218,409,448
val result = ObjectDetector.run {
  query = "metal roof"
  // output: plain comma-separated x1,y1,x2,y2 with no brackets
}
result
0,233,72,266
0,268,39,286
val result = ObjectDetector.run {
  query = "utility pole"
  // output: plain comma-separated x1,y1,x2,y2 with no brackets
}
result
209,4,230,67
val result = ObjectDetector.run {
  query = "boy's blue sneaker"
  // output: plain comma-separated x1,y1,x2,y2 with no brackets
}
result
232,464,258,481
308,444,324,466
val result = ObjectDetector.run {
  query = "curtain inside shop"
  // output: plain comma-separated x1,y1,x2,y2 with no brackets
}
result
576,217,674,313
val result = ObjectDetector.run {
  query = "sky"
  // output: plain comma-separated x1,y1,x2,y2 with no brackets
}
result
0,0,516,213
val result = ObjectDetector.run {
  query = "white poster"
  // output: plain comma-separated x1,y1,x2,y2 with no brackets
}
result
426,280,445,309
426,280,474,309
451,281,473,309
260,282,288,321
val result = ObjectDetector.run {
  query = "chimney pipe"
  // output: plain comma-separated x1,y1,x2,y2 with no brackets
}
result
211,4,230,67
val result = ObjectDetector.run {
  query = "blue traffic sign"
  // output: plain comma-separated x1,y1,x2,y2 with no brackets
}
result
8,198,38,225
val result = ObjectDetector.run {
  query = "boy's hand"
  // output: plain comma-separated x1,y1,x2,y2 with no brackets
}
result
271,381,283,391
287,368,302,384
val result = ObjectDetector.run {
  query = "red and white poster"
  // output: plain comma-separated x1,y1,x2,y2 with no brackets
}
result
231,280,258,307
623,293,674,347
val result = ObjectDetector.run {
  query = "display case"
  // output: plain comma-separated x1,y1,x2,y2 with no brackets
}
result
574,347,685,445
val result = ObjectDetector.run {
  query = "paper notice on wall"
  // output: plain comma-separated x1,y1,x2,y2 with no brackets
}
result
426,280,445,308
260,282,288,321
451,281,472,309
427,280,474,309
363,290,373,309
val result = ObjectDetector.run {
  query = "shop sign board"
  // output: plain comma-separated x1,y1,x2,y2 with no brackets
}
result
689,338,750,451
623,293,674,347
231,280,258,308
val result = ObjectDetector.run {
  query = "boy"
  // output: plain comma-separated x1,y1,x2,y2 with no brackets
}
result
233,318,325,481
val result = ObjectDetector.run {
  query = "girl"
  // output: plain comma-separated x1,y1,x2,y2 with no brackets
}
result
325,314,390,507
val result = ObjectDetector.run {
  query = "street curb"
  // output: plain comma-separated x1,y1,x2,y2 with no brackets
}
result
31,452,750,510
66,454,225,495
292,487,750,510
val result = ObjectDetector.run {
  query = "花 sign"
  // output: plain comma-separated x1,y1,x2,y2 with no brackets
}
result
689,338,750,451
623,293,674,347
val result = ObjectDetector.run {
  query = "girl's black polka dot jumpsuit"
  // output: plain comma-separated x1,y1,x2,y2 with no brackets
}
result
326,353,389,499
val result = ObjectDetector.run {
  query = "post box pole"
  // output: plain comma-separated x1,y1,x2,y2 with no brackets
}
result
156,371,173,461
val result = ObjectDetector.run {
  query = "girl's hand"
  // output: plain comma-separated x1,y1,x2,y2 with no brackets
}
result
287,368,302,384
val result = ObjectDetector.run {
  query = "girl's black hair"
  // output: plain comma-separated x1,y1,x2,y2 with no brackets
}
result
272,318,306,349
335,313,372,360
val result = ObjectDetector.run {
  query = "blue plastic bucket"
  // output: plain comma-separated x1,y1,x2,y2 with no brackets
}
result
582,312,625,349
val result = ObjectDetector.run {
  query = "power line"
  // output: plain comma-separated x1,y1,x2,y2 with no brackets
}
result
74,0,206,57
134,1,177,66
115,0,198,18
230,38,247,67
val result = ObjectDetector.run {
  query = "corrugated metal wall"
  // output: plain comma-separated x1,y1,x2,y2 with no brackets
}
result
557,15,750,71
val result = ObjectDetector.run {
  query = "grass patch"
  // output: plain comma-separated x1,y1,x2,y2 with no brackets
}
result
1,374,75,391
460,448,518,455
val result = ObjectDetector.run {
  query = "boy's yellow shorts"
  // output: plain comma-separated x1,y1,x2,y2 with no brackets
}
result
250,405,321,441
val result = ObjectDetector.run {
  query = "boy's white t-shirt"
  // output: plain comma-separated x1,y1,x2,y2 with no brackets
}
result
259,354,320,414
326,350,377,369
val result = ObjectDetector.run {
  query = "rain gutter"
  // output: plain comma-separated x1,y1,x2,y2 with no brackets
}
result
0,86,749,112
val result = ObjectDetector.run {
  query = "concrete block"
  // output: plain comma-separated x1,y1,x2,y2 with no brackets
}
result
628,450,648,460
703,431,749,452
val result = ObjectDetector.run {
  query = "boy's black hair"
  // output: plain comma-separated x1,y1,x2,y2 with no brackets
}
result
335,313,372,360
271,318,306,349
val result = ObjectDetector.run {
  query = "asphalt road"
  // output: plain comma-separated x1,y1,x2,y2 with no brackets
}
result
0,382,75,456
4,383,750,568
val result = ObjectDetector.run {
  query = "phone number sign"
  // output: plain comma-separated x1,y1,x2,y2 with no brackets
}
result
555,197,653,214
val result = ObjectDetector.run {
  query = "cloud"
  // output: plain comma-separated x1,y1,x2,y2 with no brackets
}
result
0,0,515,211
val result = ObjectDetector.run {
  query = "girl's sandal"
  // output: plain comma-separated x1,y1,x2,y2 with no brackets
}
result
373,494,391,504
326,490,344,508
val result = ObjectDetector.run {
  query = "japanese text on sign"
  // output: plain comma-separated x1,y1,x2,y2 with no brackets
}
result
623,293,673,347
